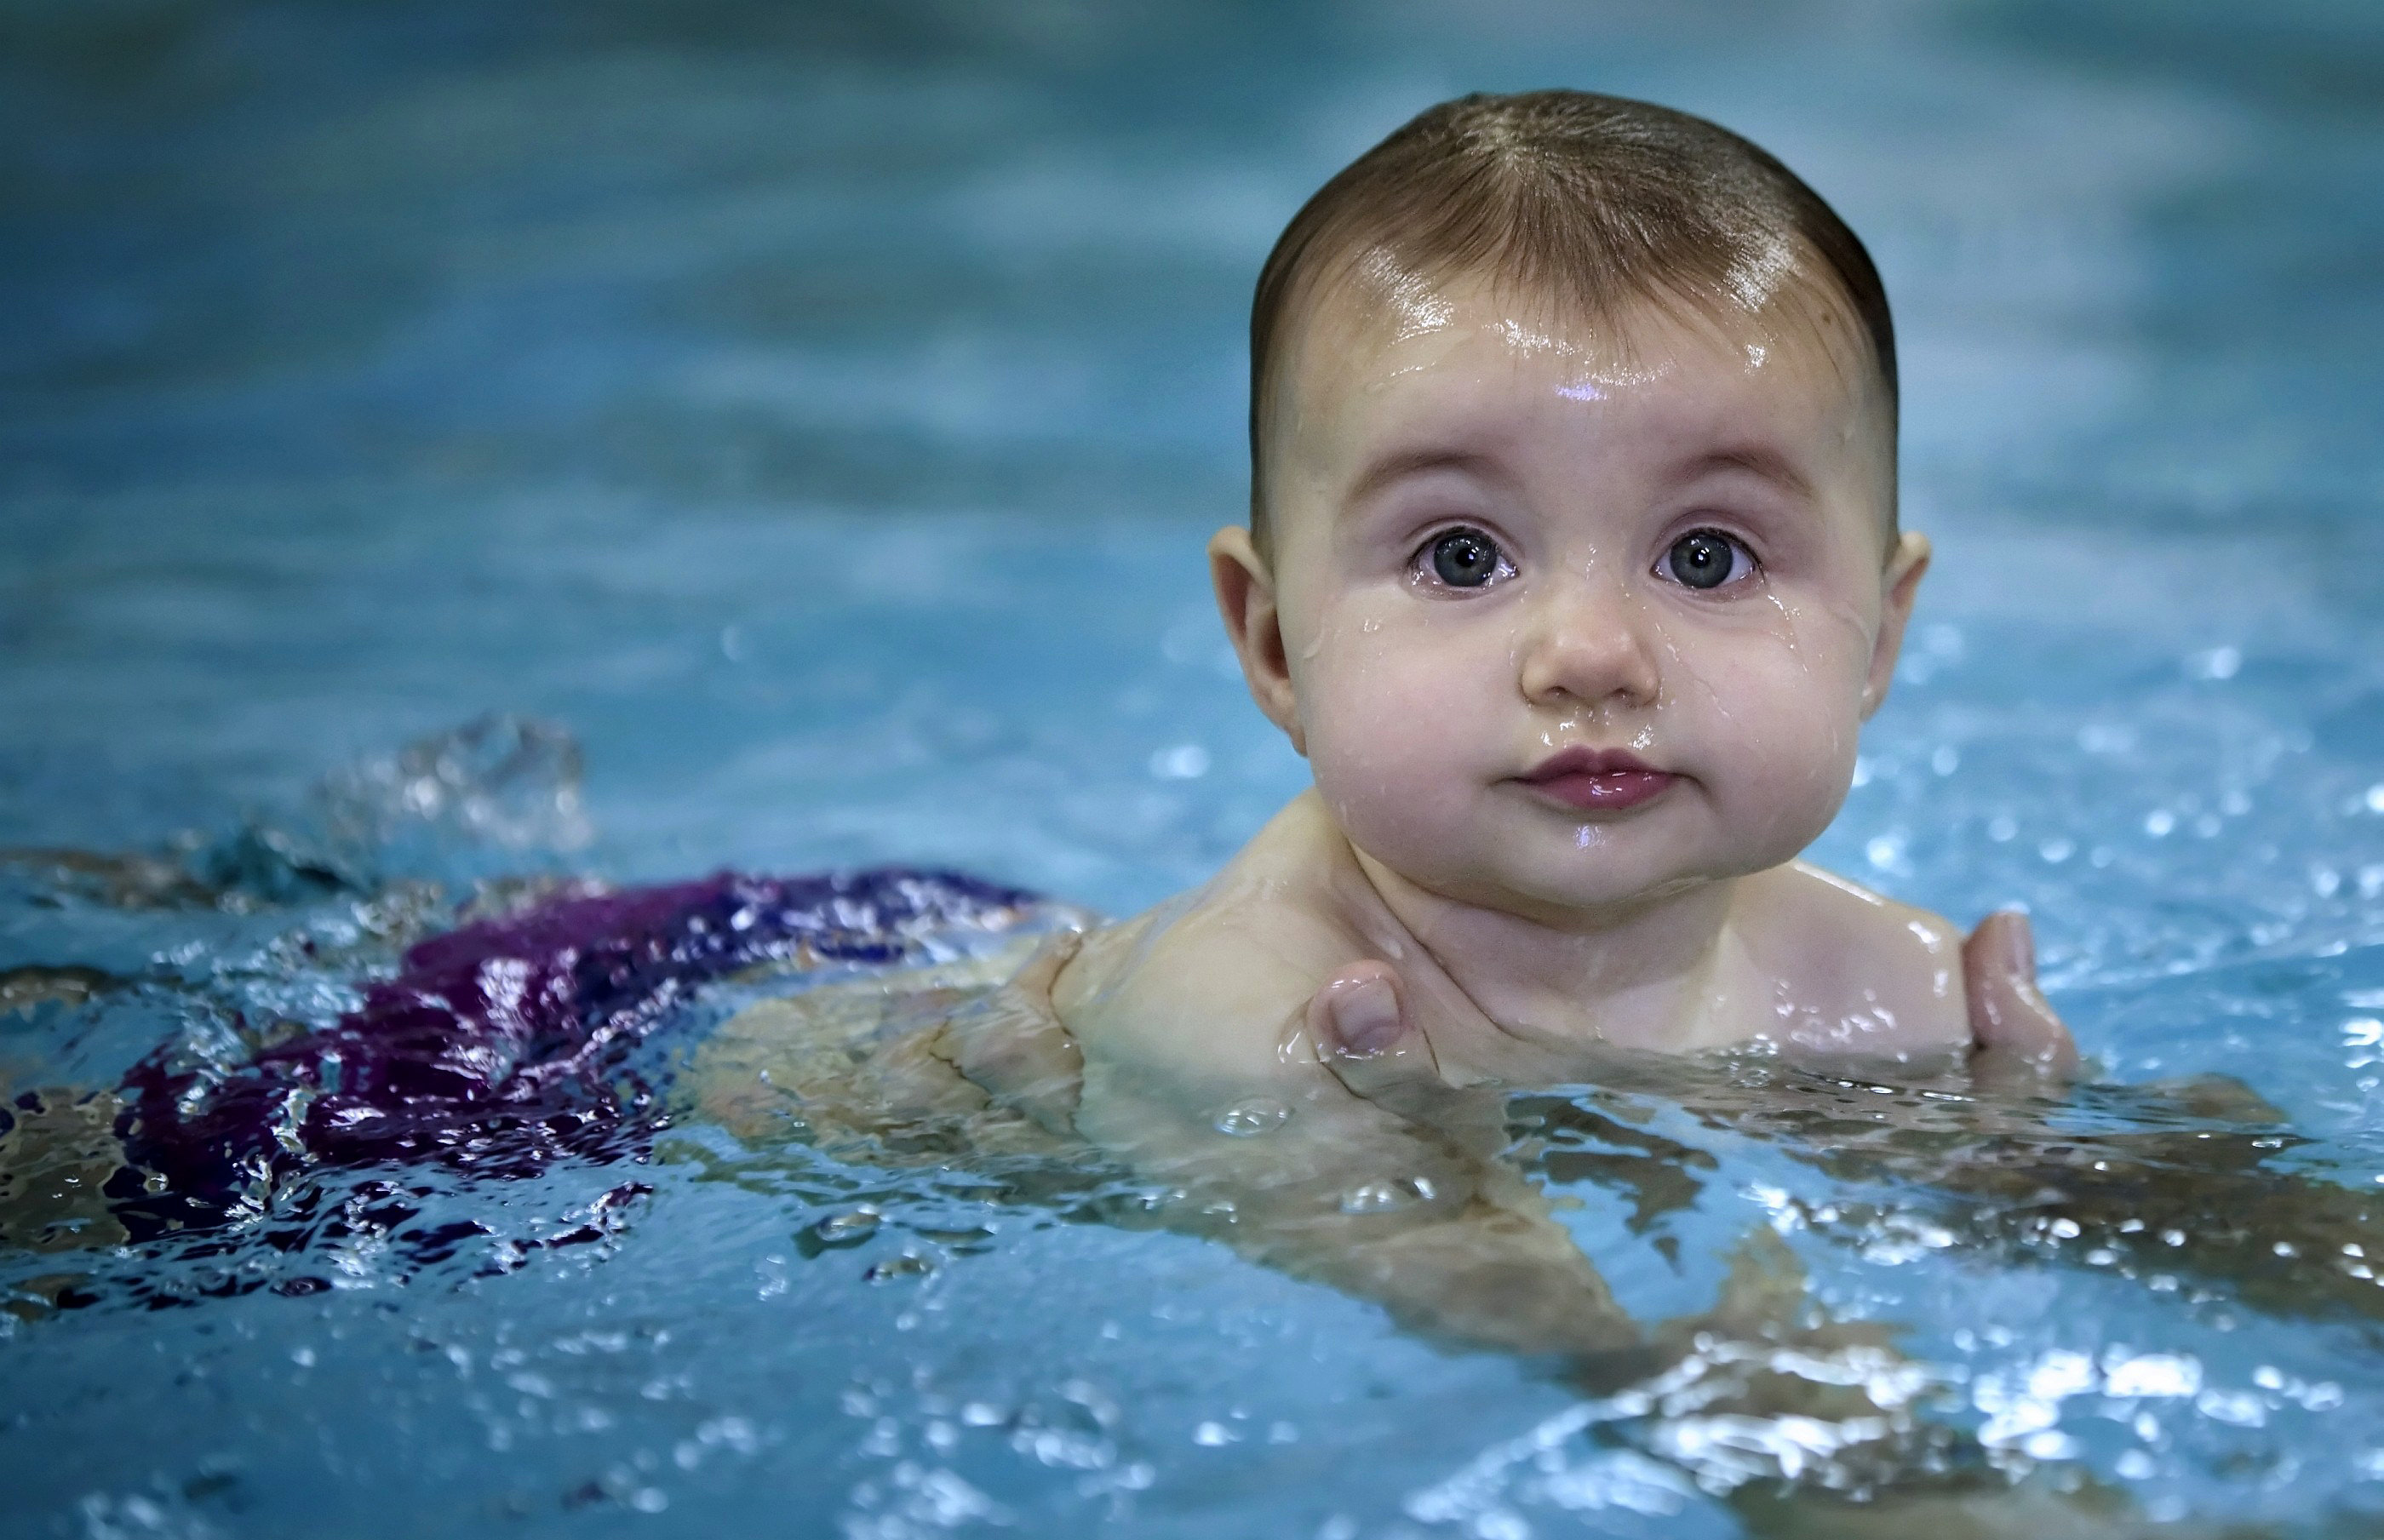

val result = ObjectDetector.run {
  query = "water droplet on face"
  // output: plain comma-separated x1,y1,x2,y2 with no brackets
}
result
1213,1098,1291,1137
1338,1175,1436,1214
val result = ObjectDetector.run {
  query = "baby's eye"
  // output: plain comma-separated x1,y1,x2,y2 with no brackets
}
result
1659,529,1756,591
1420,526,1511,590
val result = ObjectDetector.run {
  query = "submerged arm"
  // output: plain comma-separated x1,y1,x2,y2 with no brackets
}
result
1768,1073,2384,1326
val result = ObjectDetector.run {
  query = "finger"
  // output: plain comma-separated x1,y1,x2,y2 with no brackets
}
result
1309,962,1430,1082
943,932,1087,1136
1963,909,2078,1079
1308,964,1485,1131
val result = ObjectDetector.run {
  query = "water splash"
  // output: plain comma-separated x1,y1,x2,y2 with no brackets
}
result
109,867,1040,1245
314,714,593,859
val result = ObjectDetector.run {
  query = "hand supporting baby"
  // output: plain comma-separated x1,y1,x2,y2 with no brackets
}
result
942,908,2077,1176
921,903,2078,1373
1304,908,2077,1109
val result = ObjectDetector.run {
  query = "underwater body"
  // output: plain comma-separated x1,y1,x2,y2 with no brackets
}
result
8,1,2384,1536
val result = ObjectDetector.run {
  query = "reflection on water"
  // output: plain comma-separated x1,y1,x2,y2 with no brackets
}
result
5,1,2384,1535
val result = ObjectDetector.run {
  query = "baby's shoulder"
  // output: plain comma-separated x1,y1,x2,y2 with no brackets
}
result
1732,861,1969,1056
1056,884,1352,1073
1053,833,1375,1095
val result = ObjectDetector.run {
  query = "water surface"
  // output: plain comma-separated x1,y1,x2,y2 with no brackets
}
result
5,3,2384,1535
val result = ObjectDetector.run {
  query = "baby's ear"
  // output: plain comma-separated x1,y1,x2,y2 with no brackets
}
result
1860,531,1931,720
1209,525,1306,753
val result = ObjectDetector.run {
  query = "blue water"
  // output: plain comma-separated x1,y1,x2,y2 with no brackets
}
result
5,2,2384,1534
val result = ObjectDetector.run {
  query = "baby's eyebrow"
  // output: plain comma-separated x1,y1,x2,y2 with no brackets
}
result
1681,445,1816,501
1344,447,1502,507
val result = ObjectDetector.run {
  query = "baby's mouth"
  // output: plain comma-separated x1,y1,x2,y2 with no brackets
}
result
1514,747,1678,812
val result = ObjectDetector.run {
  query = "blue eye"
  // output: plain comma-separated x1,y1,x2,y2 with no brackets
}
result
1663,530,1753,590
1427,528,1506,588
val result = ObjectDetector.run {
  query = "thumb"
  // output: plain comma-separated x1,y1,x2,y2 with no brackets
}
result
1308,963,1473,1128
1964,909,2078,1080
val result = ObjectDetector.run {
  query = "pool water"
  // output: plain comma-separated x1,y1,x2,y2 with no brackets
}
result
6,1,2384,1534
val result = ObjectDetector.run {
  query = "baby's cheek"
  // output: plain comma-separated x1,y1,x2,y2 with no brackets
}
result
1666,624,1868,845
1306,673,1458,791
1298,637,1492,840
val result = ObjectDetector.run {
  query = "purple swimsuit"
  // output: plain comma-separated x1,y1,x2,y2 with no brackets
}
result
106,869,1037,1243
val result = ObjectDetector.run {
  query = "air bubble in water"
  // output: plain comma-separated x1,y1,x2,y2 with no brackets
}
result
1213,1098,1290,1137
1339,1176,1436,1215
812,1209,882,1247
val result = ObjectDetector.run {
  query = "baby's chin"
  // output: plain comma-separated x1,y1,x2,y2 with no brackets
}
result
1346,806,1806,918
1355,840,1766,927
1338,776,1838,901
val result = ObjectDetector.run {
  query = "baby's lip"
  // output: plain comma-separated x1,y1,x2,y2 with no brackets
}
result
1514,747,1677,811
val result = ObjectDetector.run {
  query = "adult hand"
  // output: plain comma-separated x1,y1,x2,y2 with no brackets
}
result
936,932,1088,1136
1304,962,1507,1149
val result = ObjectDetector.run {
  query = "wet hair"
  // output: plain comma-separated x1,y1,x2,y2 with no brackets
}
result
1248,90,1897,557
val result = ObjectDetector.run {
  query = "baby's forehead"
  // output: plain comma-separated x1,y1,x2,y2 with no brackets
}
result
1307,254,1872,386
1260,257,1900,551
1280,257,1888,439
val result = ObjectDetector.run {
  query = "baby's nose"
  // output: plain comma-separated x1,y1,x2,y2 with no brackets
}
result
1515,571,1661,711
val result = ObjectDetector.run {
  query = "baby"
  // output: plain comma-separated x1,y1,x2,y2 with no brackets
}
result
997,91,2072,1169
692,94,2100,1395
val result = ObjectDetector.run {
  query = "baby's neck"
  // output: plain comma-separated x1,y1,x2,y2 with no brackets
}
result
1338,841,1748,1056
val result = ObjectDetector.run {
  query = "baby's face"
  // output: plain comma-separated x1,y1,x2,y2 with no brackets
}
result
1221,266,1925,925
